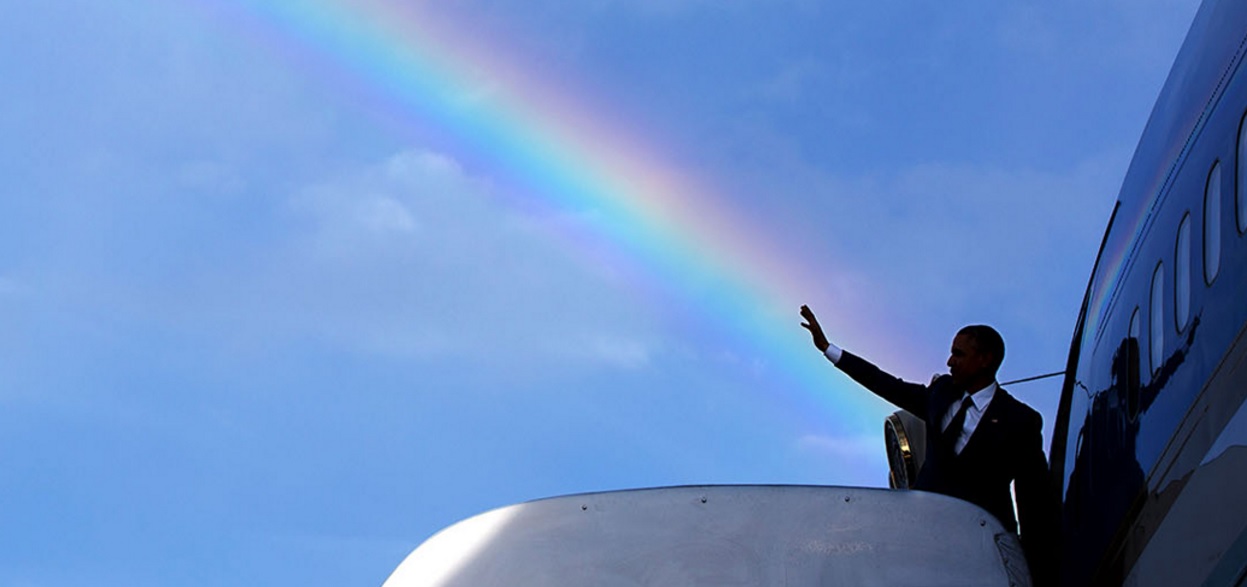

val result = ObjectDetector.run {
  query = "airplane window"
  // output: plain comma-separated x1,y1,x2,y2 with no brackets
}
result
1239,112,1247,233
1206,162,1222,284
1151,262,1164,376
1176,213,1192,332
1130,307,1142,382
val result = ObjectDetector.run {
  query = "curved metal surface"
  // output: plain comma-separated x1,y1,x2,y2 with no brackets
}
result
1053,0,1247,583
384,485,1029,587
885,411,927,490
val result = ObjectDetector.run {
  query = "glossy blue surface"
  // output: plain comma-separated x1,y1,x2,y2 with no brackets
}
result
1052,0,1247,583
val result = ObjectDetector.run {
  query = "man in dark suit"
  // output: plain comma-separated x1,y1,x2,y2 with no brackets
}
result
800,305,1053,577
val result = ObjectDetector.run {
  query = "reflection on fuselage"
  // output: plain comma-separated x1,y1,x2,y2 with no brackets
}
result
1061,319,1197,584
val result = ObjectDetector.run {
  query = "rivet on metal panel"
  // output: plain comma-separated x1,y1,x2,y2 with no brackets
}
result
979,520,986,527
581,504,588,511
700,496,707,504
844,496,851,502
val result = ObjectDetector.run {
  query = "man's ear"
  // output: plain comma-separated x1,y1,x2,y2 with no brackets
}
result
982,353,999,376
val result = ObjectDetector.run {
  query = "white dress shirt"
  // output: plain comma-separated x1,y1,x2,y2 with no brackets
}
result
941,382,996,454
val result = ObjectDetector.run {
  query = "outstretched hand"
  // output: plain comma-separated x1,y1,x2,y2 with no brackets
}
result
800,305,830,352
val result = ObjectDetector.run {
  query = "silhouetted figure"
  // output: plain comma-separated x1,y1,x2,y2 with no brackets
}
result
800,305,1056,583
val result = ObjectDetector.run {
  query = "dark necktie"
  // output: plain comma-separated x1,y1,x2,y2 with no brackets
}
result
943,396,975,455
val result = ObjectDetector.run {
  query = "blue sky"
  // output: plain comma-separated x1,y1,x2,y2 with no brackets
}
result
1,1,1201,585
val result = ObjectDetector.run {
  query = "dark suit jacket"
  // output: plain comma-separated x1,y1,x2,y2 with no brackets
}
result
835,351,1053,561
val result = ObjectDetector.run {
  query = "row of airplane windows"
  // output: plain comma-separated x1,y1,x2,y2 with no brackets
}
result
1132,111,1247,379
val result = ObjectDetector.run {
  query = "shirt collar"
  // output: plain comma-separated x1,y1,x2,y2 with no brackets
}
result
963,381,997,411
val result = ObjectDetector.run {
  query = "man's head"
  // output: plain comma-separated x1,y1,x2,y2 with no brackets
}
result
947,325,1004,390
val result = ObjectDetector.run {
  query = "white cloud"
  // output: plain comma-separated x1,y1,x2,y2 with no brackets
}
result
292,150,482,247
797,434,880,461
169,149,662,375
298,189,419,242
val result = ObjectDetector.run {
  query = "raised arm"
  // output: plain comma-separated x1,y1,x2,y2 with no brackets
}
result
800,304,930,416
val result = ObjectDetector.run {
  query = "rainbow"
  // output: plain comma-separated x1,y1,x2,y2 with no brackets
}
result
213,0,899,433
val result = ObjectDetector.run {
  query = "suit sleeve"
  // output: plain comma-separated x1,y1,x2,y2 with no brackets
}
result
834,351,933,416
1012,408,1058,585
